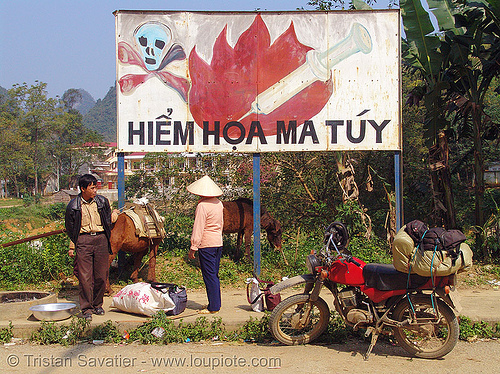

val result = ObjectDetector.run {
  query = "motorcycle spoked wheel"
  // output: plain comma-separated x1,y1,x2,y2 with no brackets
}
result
269,294,330,345
392,294,459,359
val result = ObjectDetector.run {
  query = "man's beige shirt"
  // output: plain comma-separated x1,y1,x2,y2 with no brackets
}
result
80,198,104,234
69,197,115,250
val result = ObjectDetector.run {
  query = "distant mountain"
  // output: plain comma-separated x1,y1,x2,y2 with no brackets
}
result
82,85,116,142
0,86,7,103
73,89,96,115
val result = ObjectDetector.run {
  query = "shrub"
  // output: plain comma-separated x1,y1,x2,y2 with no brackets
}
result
348,236,391,264
128,312,225,344
0,322,13,343
43,203,66,220
317,313,357,344
459,316,499,340
160,213,193,257
22,194,34,207
177,316,226,342
30,317,89,346
90,320,123,343
0,232,72,288
233,314,272,342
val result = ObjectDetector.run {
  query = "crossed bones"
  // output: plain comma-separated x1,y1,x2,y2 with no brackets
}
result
118,41,190,102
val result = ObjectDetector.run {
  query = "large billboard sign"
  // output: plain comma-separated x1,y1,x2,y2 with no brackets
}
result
115,10,401,153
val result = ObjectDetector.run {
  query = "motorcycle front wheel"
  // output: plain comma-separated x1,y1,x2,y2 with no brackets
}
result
392,294,459,359
269,294,330,345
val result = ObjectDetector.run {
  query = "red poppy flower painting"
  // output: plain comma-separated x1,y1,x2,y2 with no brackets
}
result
188,15,333,137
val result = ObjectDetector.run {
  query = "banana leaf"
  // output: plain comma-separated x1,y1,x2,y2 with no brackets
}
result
401,0,442,77
401,0,457,78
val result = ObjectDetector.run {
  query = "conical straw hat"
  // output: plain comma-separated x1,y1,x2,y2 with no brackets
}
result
187,175,223,197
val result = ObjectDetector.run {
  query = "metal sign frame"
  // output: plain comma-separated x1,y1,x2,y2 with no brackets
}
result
115,10,401,154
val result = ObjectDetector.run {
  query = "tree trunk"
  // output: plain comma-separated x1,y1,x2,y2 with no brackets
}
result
34,125,39,195
13,177,20,198
438,132,457,229
336,153,359,203
336,152,372,239
34,166,38,195
428,131,456,229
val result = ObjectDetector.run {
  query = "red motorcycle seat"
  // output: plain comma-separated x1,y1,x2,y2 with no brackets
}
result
363,263,429,291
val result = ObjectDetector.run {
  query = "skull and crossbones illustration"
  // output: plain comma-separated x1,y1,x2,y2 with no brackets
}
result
118,21,190,101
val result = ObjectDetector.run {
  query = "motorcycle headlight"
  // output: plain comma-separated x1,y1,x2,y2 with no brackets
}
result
306,254,321,274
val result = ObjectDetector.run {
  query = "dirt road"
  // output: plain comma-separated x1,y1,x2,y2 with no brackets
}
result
1,339,499,373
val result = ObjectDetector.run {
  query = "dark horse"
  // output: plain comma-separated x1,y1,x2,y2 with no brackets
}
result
106,213,162,293
223,198,285,263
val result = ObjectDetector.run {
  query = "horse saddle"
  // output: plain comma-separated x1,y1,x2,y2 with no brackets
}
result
123,202,166,240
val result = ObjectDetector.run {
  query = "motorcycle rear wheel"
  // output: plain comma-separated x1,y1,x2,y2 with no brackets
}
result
392,294,459,359
269,294,330,345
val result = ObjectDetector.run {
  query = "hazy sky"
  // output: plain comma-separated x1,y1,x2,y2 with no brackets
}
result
0,0,316,100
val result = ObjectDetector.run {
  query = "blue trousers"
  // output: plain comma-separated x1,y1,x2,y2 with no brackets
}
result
198,246,222,311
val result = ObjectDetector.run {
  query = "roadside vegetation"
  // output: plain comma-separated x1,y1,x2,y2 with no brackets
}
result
1,309,498,346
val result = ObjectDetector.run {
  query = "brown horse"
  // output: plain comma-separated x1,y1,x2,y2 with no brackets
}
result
106,213,162,293
223,198,286,263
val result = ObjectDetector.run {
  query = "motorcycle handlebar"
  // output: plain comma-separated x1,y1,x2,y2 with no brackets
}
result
339,253,361,267
349,257,361,267
324,234,361,267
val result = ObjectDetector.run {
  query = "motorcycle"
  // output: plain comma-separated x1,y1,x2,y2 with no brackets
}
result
268,222,460,359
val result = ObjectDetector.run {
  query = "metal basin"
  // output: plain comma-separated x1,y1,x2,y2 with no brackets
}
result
29,303,77,321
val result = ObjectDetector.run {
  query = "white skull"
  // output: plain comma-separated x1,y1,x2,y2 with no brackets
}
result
134,22,172,71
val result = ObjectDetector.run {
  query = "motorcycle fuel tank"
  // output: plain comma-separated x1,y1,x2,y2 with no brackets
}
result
328,258,365,285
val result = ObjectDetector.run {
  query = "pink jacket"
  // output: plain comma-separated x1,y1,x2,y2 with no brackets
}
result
190,197,224,251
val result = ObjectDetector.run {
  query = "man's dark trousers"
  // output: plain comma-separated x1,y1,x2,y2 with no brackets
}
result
76,233,109,314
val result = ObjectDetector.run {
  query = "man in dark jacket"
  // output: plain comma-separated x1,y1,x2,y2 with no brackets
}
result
65,174,117,320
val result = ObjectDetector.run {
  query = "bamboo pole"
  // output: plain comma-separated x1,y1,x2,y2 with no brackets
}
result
1,229,66,248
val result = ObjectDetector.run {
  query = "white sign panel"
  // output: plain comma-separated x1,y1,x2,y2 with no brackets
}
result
115,10,401,152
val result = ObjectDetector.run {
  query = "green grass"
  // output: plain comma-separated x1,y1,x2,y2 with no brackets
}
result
0,198,23,208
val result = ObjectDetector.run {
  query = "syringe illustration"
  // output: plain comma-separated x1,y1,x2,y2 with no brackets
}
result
238,23,372,121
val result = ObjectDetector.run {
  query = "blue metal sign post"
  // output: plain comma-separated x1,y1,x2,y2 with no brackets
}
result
394,151,403,231
253,153,261,276
117,152,126,269
118,152,125,210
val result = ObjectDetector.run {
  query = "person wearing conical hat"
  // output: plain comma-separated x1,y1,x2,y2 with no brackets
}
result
187,175,224,314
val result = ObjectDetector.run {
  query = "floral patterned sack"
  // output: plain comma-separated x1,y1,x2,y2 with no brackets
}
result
110,282,175,317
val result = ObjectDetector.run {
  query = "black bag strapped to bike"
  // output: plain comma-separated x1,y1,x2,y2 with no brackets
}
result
404,220,467,255
422,229,466,258
394,221,473,276
246,275,281,312
404,220,428,244
150,282,188,316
